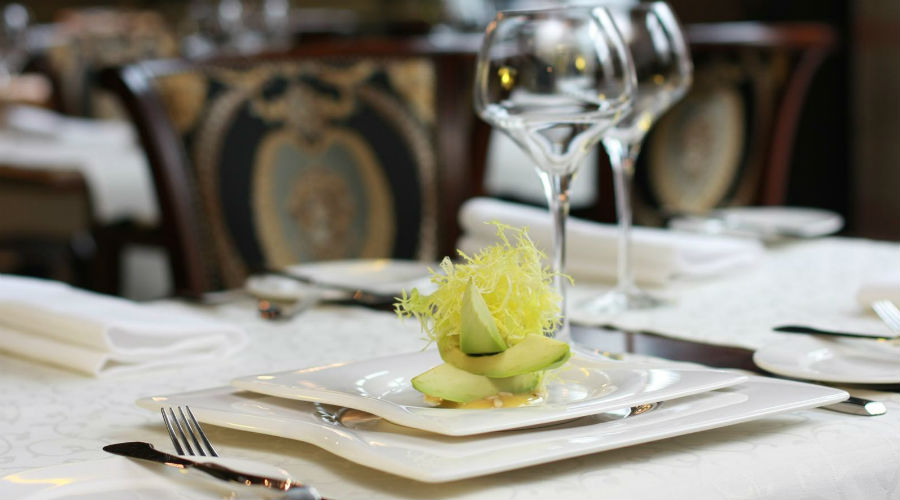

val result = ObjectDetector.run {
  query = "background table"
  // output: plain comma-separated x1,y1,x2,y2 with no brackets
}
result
1,237,898,499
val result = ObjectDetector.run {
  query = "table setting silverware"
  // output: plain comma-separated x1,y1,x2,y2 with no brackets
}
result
103,406,323,499
872,299,900,333
771,325,899,341
773,299,900,345
820,396,887,416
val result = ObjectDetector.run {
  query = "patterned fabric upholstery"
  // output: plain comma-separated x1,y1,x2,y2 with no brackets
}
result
633,56,756,224
631,24,834,226
151,59,438,289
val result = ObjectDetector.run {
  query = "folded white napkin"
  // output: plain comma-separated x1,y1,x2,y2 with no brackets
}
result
458,198,764,285
1,105,136,146
0,275,248,376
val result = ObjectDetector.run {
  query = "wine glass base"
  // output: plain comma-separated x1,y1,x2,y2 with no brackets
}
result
579,289,664,315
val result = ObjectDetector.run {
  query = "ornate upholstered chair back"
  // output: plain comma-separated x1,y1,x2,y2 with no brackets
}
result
148,57,439,290
631,22,835,225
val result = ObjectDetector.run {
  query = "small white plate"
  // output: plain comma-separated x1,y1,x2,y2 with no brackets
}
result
132,378,845,483
0,456,294,500
669,206,843,240
231,350,748,436
245,274,330,302
282,259,435,296
754,336,900,384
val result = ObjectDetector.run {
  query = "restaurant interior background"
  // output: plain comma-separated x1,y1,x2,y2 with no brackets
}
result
1,0,897,301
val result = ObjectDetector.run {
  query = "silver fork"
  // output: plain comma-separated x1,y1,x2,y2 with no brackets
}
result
160,406,322,499
160,406,218,457
873,299,900,334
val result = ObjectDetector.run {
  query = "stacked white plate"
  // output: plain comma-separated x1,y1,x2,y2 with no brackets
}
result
133,350,846,482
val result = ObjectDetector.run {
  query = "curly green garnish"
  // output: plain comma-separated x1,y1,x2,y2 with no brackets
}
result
394,222,562,346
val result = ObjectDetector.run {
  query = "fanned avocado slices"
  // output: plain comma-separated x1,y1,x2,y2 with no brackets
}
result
459,280,507,354
411,362,540,403
438,334,570,378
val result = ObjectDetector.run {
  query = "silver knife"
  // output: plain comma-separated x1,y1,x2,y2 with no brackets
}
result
103,441,322,499
823,396,887,416
773,325,898,341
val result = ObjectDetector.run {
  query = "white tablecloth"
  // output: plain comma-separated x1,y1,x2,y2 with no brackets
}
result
0,129,158,225
1,238,898,500
568,237,900,348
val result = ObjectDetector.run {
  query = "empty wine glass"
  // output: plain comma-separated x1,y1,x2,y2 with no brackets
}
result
474,6,636,339
582,1,692,313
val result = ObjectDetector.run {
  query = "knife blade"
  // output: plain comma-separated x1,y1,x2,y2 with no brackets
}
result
103,441,321,499
773,325,899,341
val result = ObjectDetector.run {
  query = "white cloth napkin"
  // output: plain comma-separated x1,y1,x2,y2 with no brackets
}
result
458,197,764,285
0,275,248,376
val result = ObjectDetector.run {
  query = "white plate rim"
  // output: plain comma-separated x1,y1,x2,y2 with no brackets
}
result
669,206,844,240
230,350,749,436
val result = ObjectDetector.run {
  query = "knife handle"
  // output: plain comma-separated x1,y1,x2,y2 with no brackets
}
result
822,396,887,416
773,325,895,341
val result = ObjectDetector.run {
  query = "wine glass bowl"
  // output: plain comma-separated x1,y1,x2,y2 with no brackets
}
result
474,6,637,338
475,8,635,176
582,1,693,313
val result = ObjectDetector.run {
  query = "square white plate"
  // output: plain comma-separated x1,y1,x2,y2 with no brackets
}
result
231,350,748,435
137,378,847,483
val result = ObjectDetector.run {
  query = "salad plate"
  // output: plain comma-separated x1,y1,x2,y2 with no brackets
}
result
231,350,748,436
753,335,900,384
245,274,334,302
135,378,847,482
281,259,435,296
669,206,843,241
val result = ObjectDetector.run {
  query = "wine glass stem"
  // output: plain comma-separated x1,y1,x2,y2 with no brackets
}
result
608,141,642,295
538,170,573,338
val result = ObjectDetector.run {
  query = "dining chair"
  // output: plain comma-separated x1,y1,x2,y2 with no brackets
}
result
625,21,838,225
100,37,484,296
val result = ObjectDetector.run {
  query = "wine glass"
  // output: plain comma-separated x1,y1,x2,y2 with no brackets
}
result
582,1,692,313
474,6,636,339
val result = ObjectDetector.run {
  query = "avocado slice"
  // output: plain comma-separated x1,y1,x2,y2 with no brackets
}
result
411,362,540,403
438,334,570,378
459,280,507,354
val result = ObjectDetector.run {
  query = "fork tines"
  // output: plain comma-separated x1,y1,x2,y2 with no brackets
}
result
161,406,218,457
873,299,900,334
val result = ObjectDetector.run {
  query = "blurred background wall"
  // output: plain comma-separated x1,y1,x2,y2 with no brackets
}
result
16,0,900,240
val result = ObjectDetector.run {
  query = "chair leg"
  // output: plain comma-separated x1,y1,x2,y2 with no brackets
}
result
91,228,122,295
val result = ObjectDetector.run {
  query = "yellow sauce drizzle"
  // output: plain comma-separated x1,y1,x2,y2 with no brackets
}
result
425,392,545,409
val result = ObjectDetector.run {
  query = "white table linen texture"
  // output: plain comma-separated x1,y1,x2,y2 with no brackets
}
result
0,238,897,500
